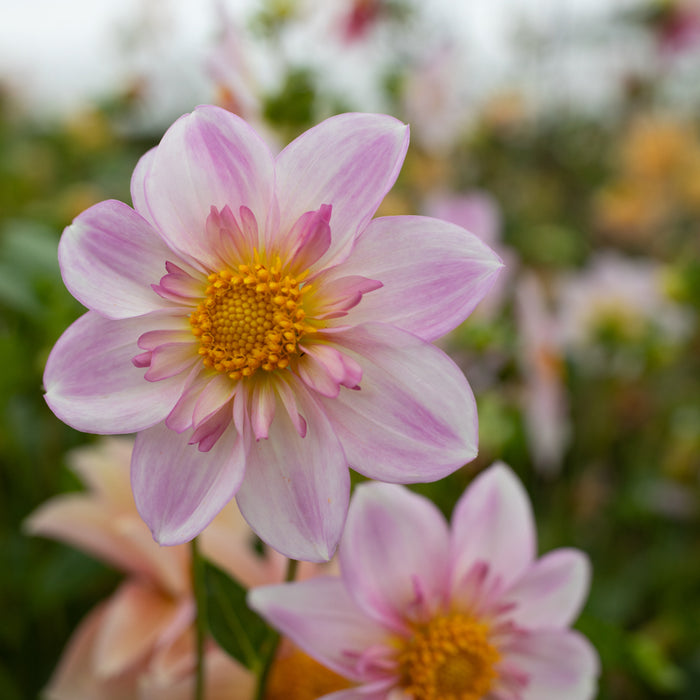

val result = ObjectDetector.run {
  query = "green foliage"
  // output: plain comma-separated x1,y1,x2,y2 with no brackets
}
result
203,560,271,672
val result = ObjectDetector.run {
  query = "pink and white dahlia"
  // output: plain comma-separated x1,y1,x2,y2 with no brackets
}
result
44,106,502,561
250,463,599,699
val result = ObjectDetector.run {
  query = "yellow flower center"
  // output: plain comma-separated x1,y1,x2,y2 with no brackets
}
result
398,613,500,700
189,262,314,380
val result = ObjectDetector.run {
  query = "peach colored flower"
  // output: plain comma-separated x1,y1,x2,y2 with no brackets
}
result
25,437,280,700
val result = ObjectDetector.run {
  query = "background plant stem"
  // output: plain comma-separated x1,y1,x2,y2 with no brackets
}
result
191,537,207,700
254,558,299,700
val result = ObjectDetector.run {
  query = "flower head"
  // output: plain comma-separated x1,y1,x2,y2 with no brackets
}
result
44,107,502,560
250,463,599,699
25,438,258,700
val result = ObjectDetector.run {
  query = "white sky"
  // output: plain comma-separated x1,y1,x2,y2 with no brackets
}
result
0,0,647,121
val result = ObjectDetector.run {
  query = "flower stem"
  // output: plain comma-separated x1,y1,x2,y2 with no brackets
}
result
254,558,299,700
191,537,207,700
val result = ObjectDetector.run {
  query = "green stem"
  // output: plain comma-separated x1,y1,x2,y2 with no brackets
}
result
254,558,299,700
191,537,207,700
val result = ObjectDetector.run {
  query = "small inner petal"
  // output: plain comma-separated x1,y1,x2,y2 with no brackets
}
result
397,612,500,700
189,261,315,381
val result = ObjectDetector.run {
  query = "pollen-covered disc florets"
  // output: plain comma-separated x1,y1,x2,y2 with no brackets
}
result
398,612,500,700
189,261,314,380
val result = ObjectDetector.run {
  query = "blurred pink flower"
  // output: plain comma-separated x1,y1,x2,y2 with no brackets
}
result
557,252,690,355
341,0,383,42
402,46,472,155
205,4,267,132
515,274,570,475
250,463,599,700
25,438,259,700
44,107,502,561
655,0,700,56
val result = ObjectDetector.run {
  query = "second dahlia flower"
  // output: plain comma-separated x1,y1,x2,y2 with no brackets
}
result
44,106,502,560
250,463,600,699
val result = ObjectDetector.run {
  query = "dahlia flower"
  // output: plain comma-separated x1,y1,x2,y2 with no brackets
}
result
44,106,502,560
250,463,599,699
25,438,256,700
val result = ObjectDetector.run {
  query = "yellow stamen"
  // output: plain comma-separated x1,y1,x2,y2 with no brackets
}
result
189,263,314,380
398,613,500,700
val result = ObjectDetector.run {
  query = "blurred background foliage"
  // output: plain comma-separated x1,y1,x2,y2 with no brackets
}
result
1,0,700,697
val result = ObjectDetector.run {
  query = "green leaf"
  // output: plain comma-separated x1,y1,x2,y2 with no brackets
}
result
203,560,271,671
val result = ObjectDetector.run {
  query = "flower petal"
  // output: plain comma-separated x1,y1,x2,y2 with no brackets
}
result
501,629,600,700
450,463,536,599
130,145,157,226
145,342,199,381
501,549,591,629
142,105,274,269
25,495,149,578
275,113,409,269
310,274,383,320
235,376,349,562
42,603,140,699
321,323,478,482
334,215,503,341
248,577,391,683
132,419,247,545
58,200,176,319
339,482,450,631
94,580,178,676
44,311,188,434
297,343,362,398
322,686,394,700
283,204,332,273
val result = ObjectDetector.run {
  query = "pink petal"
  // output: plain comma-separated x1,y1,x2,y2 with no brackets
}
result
58,200,176,319
44,311,188,434
501,629,600,700
501,549,591,629
131,420,247,545
235,376,349,562
165,371,218,433
205,204,257,267
322,686,394,700
296,343,362,398
321,323,478,482
282,204,332,273
450,463,536,600
248,577,391,683
130,145,157,227
339,482,450,631
271,374,307,438
141,105,274,269
189,404,232,452
154,261,205,300
250,377,276,440
94,580,178,676
334,215,503,341
274,113,409,270
144,342,199,381
192,373,237,427
310,274,383,320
